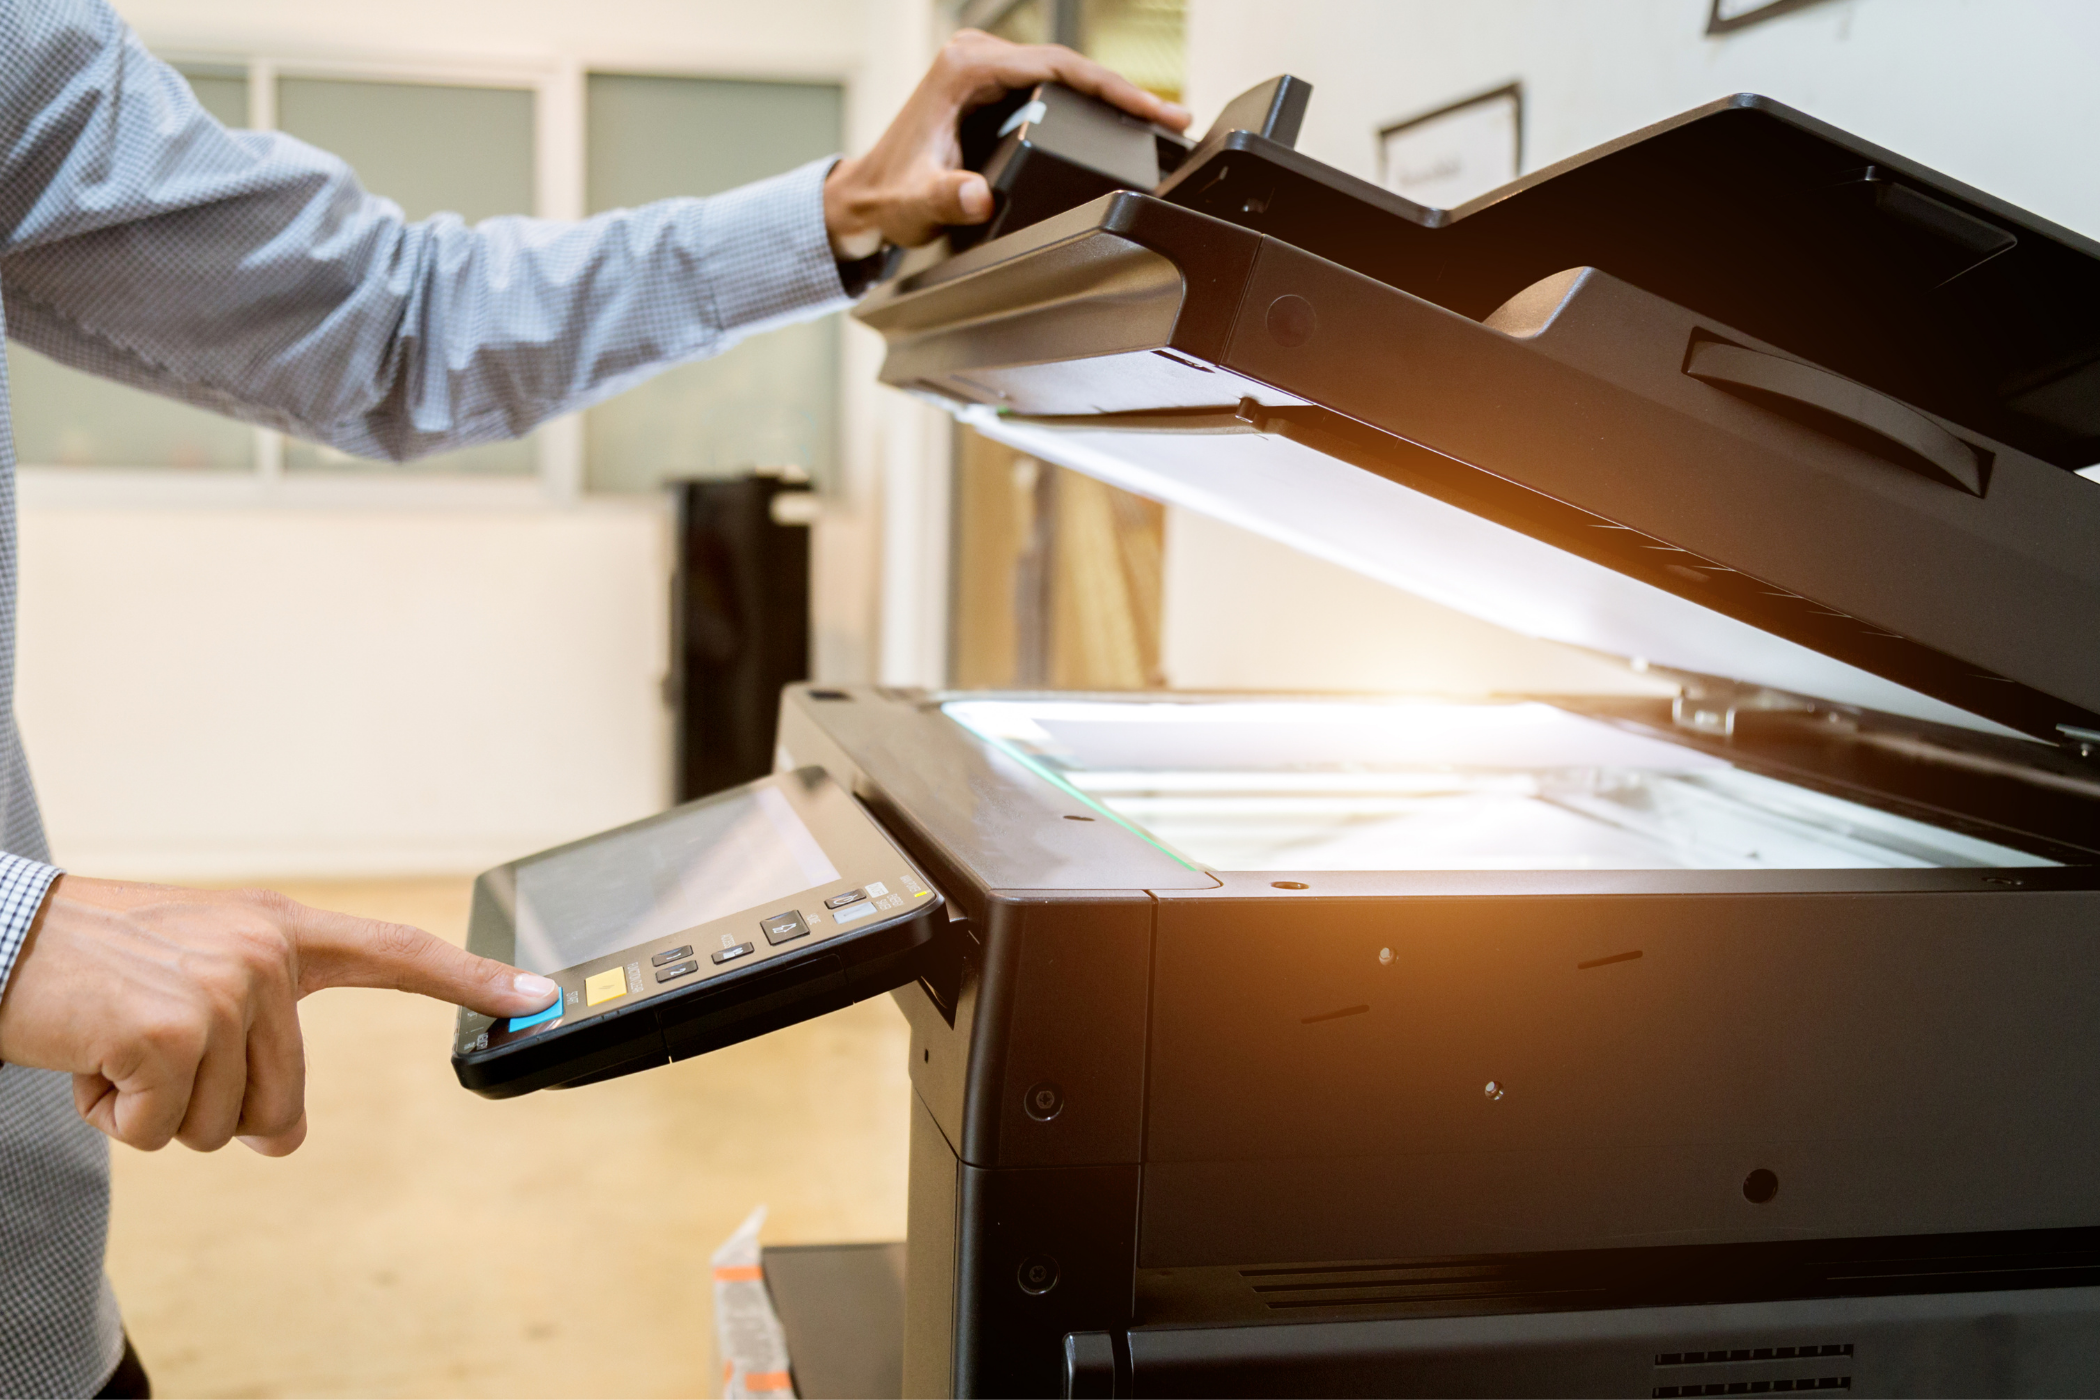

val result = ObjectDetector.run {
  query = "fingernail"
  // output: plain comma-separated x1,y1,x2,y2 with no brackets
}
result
1164,102,1193,124
514,973,559,1004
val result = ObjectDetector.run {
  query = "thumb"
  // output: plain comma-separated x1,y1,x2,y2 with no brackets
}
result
240,1110,308,1158
289,905,558,1018
927,169,993,228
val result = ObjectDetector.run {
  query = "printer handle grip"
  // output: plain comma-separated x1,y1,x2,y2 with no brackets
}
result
1685,338,1987,496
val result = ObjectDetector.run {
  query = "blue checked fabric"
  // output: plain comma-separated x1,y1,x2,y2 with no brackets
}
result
0,0,855,1392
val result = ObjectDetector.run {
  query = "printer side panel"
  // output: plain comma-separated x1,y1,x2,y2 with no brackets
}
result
895,890,1158,1398
952,1154,1142,1397
932,892,1155,1395
1142,880,2100,1267
958,893,1156,1168
904,1093,961,1400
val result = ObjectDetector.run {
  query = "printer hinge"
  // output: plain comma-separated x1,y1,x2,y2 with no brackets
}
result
1671,684,1820,739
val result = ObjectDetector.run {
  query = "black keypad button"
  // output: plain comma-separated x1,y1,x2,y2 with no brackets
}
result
651,945,694,967
656,959,702,982
824,890,865,910
708,943,753,967
762,910,810,945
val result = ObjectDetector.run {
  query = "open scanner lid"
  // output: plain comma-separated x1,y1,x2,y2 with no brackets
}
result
855,89,2100,750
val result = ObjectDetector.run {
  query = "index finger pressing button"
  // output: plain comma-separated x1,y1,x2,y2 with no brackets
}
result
506,991,565,1034
762,910,809,946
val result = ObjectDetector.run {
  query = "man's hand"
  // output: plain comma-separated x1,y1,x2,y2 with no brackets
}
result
823,28,1192,258
0,876,558,1156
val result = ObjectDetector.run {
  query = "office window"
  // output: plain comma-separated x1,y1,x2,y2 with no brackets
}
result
275,78,539,476
180,64,249,126
583,75,844,495
4,64,257,471
12,56,849,497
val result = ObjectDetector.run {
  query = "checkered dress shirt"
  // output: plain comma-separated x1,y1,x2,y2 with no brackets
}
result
0,0,855,1392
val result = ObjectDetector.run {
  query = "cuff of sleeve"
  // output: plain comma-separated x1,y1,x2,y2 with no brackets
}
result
0,852,60,1002
698,156,857,337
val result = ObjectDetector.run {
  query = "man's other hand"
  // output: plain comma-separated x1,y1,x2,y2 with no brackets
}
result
0,877,558,1156
823,28,1192,258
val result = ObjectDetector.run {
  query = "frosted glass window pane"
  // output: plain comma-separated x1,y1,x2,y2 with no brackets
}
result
4,63,255,471
5,342,255,470
276,78,537,476
583,75,842,494
178,64,249,127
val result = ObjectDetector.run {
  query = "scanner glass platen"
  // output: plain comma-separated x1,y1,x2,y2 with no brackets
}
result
943,698,2056,872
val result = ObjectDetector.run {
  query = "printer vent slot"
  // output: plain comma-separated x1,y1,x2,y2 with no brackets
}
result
1654,1341,1855,1397
1657,1345,1854,1367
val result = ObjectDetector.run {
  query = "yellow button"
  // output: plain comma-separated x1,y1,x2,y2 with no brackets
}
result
584,967,628,1006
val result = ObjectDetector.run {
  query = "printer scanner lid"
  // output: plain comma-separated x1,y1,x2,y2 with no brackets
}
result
855,89,2100,749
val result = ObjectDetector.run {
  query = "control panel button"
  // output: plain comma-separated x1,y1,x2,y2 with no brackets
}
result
584,966,629,1007
505,991,565,1034
656,959,701,982
651,945,694,967
824,890,866,909
863,881,889,898
762,910,810,945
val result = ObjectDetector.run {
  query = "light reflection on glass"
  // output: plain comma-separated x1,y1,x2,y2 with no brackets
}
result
942,698,2055,872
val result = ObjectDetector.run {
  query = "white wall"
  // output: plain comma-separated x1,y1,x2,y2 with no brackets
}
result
15,0,941,881
1186,0,2100,241
1163,0,2100,696
18,497,669,878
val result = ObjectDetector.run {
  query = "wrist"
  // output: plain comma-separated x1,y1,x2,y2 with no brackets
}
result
823,157,885,261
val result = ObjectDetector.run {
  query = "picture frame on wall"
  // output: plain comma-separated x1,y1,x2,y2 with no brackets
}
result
1706,0,1841,36
1377,82,1522,212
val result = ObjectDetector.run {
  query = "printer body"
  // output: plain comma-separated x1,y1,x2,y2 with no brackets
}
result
804,80,2100,1397
780,685,2100,1399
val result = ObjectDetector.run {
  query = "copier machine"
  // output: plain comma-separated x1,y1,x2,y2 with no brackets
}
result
771,78,2100,1398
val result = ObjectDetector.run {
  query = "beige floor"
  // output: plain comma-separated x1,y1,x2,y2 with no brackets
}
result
104,877,914,1399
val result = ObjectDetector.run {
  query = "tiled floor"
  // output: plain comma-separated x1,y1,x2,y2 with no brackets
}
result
104,877,913,1398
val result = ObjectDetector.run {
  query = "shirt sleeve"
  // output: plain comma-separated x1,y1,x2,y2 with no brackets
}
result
0,852,60,1005
0,0,854,462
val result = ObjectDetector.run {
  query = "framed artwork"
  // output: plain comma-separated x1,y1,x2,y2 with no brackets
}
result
1377,82,1522,211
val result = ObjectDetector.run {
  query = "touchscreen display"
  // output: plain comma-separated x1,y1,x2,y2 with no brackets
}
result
512,785,840,973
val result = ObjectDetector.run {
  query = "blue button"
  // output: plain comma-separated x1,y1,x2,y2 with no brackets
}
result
505,990,564,1034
